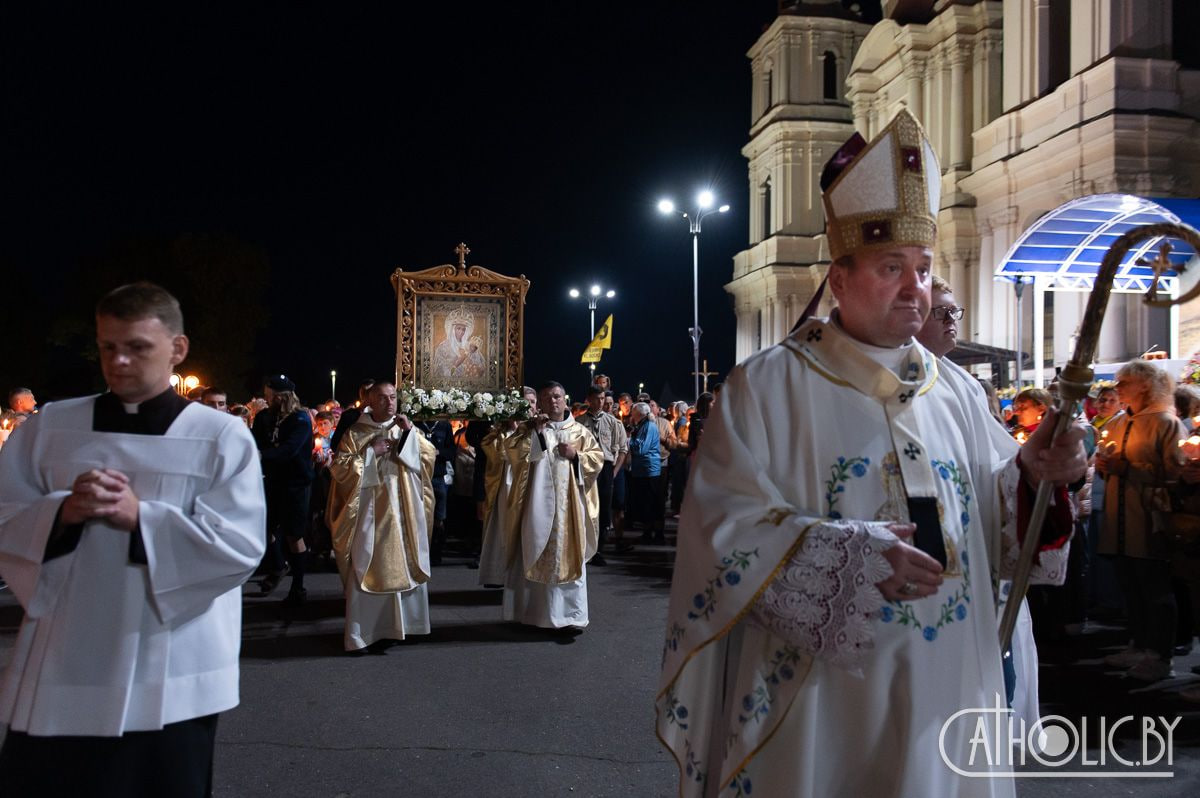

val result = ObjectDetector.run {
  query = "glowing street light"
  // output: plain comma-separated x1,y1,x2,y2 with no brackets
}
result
568,281,617,379
182,374,201,393
657,189,731,401
330,370,337,402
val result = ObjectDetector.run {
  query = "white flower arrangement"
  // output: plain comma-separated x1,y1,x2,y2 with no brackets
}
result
398,385,532,421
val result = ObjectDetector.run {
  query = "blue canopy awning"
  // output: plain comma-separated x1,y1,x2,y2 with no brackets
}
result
993,194,1200,293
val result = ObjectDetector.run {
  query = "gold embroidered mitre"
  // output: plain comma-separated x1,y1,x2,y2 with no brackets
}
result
822,108,941,262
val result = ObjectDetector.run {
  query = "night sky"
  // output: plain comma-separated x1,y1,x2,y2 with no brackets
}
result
2,2,800,405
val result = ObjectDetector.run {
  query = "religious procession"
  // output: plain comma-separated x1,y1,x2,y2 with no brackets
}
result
4,3,1200,797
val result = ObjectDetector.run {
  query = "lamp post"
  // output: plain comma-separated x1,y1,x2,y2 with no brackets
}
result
330,370,337,403
568,283,616,382
658,191,730,401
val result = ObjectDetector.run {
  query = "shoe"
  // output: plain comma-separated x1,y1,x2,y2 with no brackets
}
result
1192,664,1200,676
590,554,608,567
467,558,480,570
259,572,284,596
1127,654,1171,683
1181,685,1200,703
1104,647,1146,668
1173,642,1194,657
282,587,307,607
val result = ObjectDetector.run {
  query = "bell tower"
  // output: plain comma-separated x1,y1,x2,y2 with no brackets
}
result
726,0,871,362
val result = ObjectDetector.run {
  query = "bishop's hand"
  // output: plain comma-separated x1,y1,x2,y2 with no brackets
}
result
370,437,393,456
393,413,413,432
876,522,944,602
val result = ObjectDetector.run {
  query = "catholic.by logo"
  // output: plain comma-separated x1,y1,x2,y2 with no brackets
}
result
938,694,1179,778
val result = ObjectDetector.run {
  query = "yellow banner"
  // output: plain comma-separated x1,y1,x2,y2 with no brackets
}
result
580,314,613,364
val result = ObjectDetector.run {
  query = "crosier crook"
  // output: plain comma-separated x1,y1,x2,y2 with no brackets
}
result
1000,221,1200,654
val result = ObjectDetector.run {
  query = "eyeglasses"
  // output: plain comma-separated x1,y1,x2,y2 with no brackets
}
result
931,305,965,321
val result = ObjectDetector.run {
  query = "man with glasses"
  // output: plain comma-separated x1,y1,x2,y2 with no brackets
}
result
916,275,963,358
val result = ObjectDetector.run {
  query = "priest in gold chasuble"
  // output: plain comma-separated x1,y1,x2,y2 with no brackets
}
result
492,381,603,629
327,380,436,652
656,110,1086,798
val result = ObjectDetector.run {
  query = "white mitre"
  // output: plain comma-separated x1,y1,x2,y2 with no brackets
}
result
822,108,941,261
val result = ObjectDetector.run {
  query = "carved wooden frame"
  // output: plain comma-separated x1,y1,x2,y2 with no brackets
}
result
391,245,529,393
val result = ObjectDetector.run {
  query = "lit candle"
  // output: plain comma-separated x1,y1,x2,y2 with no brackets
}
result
0,419,11,449
1015,430,1027,445
1181,434,1200,461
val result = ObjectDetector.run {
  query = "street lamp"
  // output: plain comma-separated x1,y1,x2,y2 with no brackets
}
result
658,191,730,401
568,282,616,380
330,370,337,402
182,374,201,393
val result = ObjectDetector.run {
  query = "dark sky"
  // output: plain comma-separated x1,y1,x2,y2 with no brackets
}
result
1,2,789,404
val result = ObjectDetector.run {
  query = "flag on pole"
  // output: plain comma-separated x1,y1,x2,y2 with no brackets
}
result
581,314,613,363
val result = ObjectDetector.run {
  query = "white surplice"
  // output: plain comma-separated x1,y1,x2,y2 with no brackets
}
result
656,317,1069,798
0,396,265,736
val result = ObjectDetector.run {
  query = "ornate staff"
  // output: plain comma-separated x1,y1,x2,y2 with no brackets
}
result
999,221,1200,653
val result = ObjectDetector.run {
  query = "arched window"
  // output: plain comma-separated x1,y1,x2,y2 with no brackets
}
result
761,177,772,241
823,51,838,100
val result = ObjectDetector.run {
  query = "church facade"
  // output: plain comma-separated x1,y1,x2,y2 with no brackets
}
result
727,0,1200,383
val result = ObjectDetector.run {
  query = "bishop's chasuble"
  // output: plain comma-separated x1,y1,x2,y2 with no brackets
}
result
494,417,603,628
657,317,1069,798
327,411,436,651
0,394,266,736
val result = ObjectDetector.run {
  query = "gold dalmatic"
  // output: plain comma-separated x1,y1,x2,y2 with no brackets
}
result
488,418,603,584
327,415,436,593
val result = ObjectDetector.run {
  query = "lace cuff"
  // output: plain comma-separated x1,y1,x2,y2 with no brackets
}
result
750,519,897,674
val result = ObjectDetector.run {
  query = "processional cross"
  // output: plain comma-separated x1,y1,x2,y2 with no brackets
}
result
1138,241,1174,302
692,359,719,393
455,242,471,272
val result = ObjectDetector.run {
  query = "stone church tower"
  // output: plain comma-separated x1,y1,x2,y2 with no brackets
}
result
725,1,871,362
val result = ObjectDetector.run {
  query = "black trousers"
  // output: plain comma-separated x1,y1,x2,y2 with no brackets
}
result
0,713,219,798
1114,555,1177,659
263,480,311,574
596,461,614,534
593,461,614,551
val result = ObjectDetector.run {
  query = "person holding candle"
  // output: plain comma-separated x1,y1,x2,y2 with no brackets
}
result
1010,388,1052,445
1087,385,1124,616
1095,360,1186,681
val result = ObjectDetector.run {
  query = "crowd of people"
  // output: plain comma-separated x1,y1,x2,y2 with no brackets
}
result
2,107,1200,797
157,369,717,597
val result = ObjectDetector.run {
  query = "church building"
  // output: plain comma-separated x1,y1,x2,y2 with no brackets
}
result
727,0,1200,384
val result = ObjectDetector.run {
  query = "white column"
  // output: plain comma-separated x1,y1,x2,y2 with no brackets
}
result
949,50,968,169
1170,287,1180,359
1032,278,1045,387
